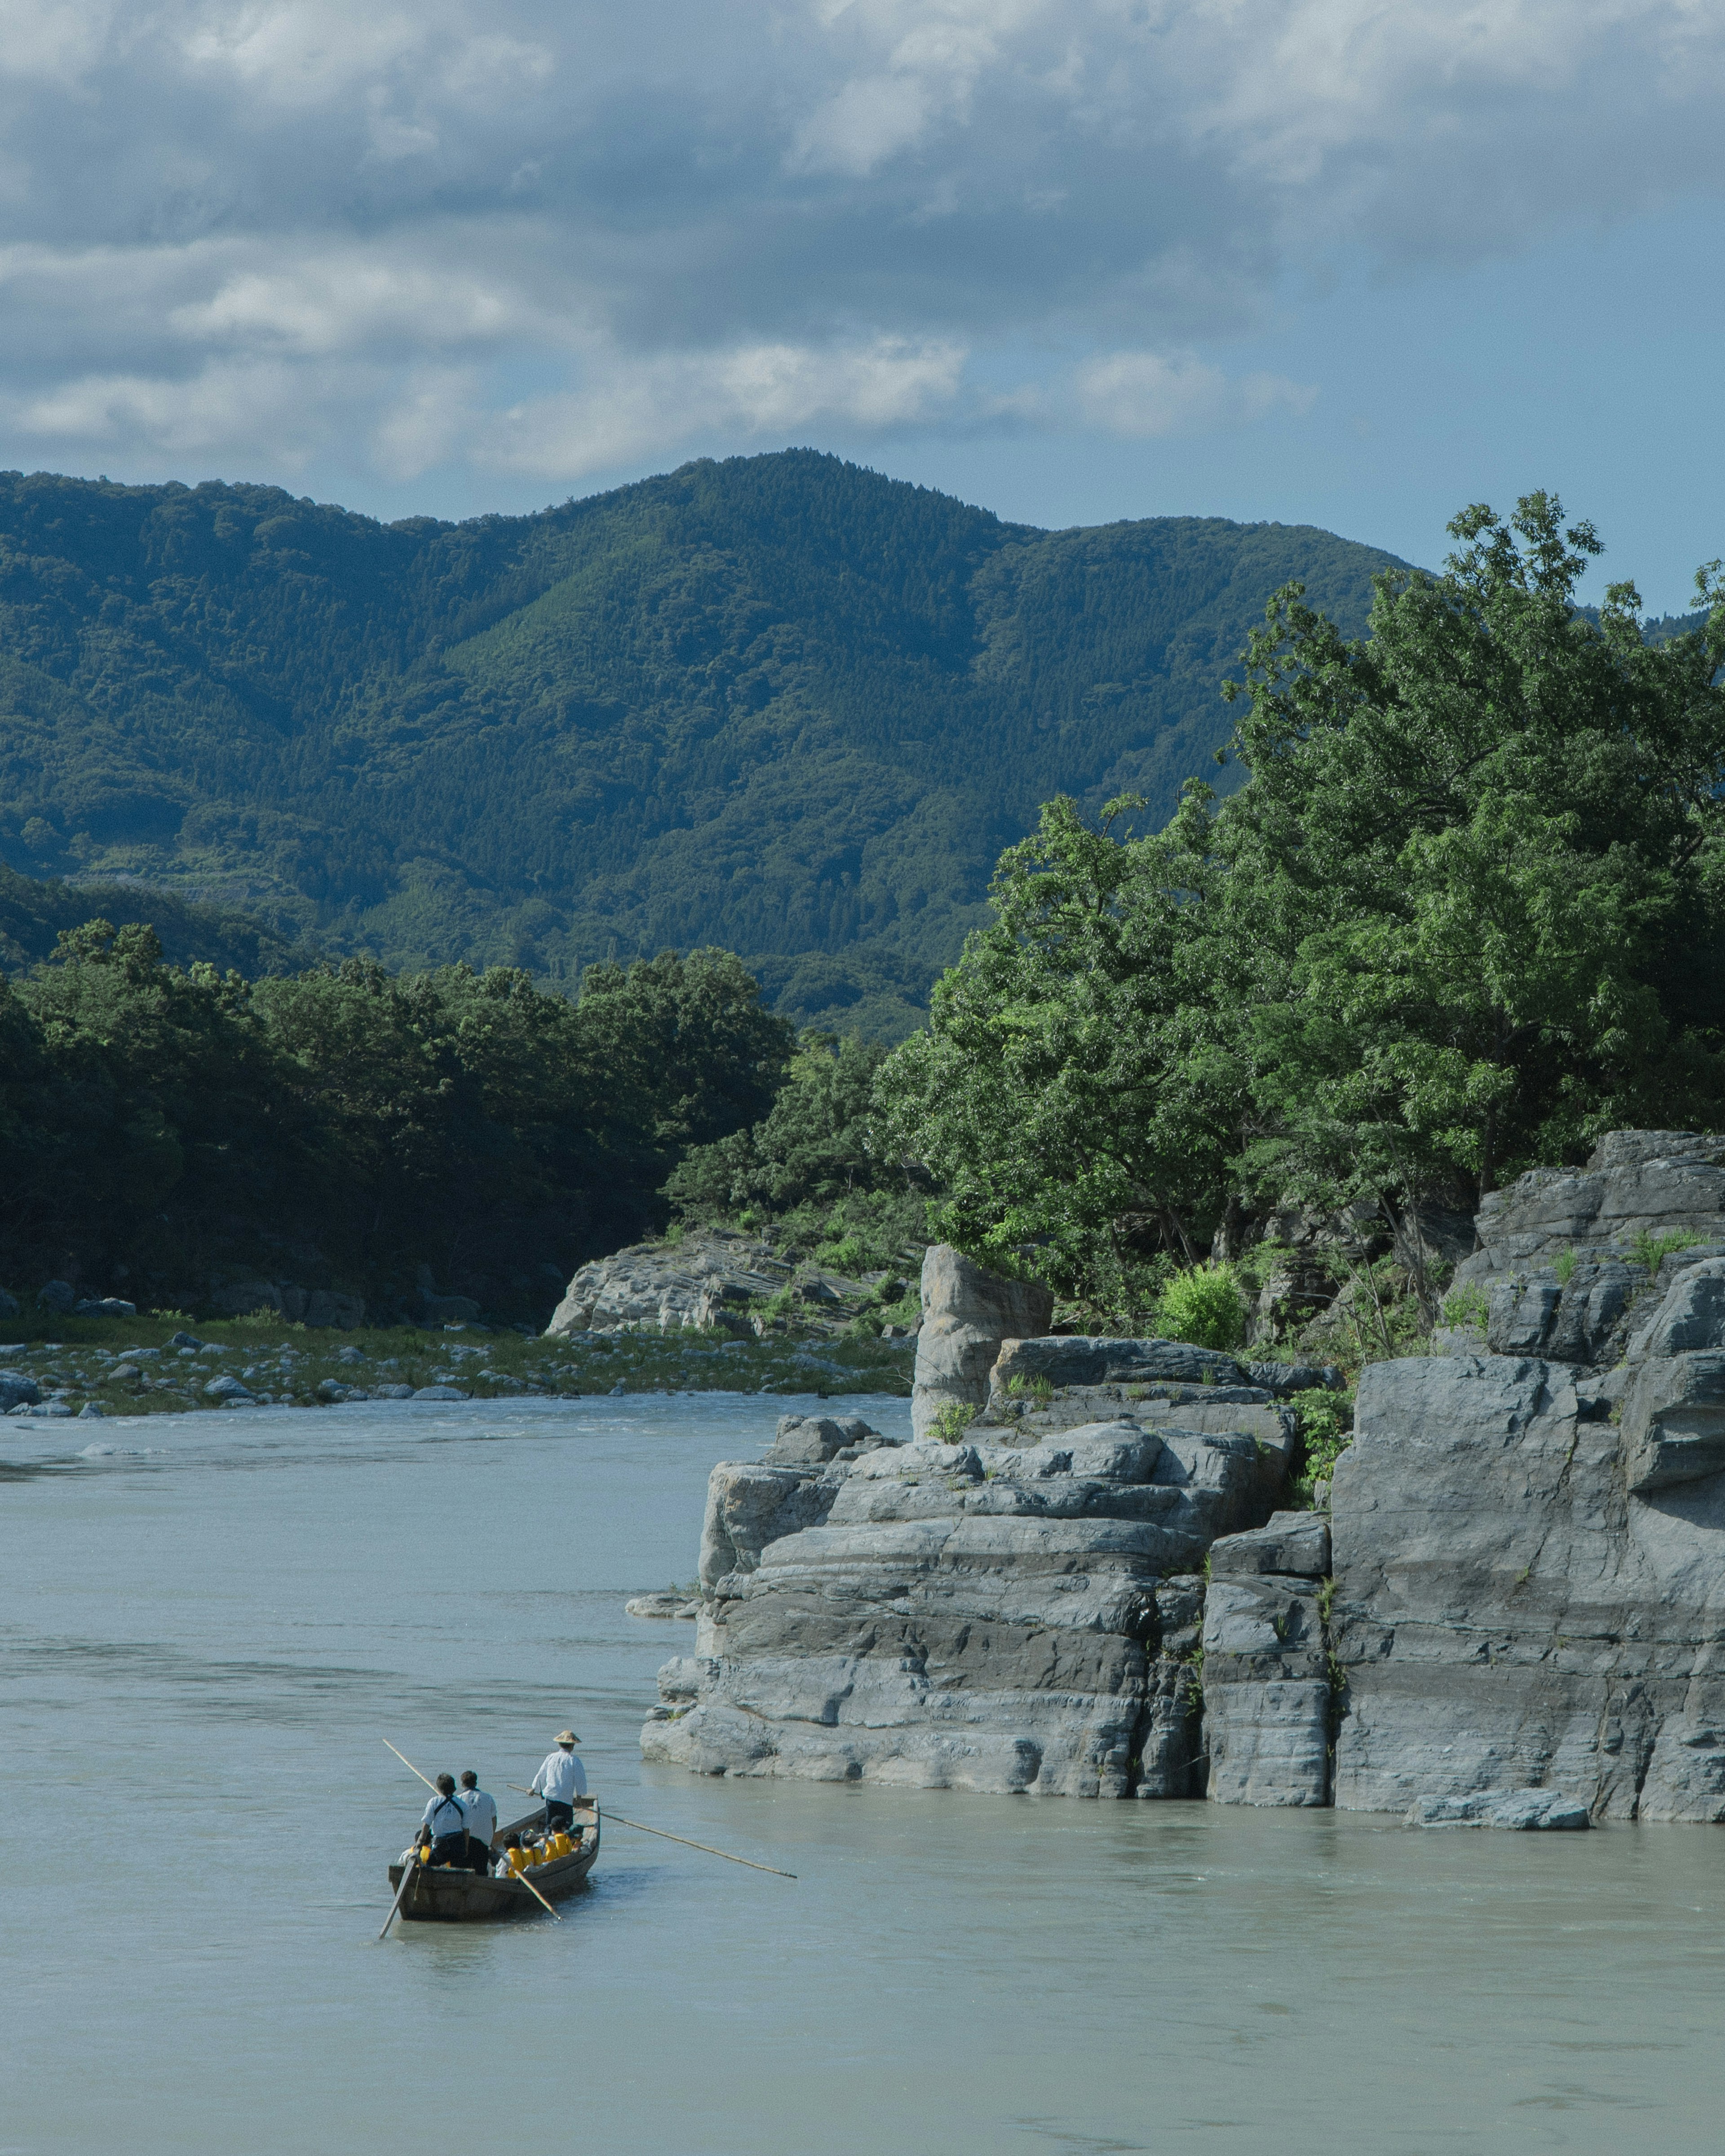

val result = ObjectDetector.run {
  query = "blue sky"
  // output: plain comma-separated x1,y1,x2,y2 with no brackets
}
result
3,1,1722,610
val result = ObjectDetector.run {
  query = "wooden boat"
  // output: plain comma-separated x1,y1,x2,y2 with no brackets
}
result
386,1804,600,1922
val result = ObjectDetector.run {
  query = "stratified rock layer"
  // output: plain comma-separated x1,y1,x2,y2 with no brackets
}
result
1330,1337,1725,1822
644,1405,1286,1797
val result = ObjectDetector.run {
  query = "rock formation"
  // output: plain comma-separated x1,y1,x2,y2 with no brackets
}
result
910,1246,1053,1439
545,1228,907,1342
646,1144,1725,1824
642,1247,1326,1797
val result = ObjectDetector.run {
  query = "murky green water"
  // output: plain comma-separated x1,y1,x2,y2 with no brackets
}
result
4,1394,1725,2156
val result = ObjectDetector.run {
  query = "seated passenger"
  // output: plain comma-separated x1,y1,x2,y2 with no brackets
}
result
493,1833,525,1878
419,1774,469,1866
457,1770,497,1876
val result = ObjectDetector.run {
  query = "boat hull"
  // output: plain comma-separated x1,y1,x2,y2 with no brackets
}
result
387,1806,599,1922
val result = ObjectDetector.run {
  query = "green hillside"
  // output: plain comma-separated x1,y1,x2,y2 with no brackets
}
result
0,452,1406,1033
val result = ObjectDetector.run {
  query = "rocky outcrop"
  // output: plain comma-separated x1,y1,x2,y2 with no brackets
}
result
910,1245,1053,1439
643,1268,1327,1797
1328,1241,1725,1822
1405,1789,1589,1830
1455,1130,1725,1290
207,1279,364,1327
544,1228,904,1341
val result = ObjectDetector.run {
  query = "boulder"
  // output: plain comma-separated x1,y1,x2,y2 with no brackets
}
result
1405,1789,1590,1830
1485,1260,1635,1363
203,1374,253,1401
421,1293,480,1325
36,1280,75,1313
910,1246,1053,1440
545,1230,796,1338
74,1297,136,1319
209,1280,282,1318
645,1408,1287,1798
1628,1256,1725,1359
305,1290,364,1329
0,1372,41,1410
0,1288,18,1317
1208,1511,1331,1579
1619,1352,1725,1492
411,1384,468,1401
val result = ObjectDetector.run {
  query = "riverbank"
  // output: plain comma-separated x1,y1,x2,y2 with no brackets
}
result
0,1312,914,1418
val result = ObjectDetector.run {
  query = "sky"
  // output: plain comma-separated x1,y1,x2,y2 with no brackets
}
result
3,1,1724,609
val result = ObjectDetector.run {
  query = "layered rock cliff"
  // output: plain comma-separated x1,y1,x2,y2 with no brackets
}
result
644,1133,1725,1821
641,1244,1326,1796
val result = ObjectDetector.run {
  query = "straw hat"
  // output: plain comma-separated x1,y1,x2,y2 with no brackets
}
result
557,1729,580,1745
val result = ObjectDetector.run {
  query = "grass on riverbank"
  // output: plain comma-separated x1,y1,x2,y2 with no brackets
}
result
0,1312,916,1418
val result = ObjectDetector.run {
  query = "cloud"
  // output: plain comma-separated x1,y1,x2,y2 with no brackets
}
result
1075,351,1317,438
482,336,969,483
0,1,1721,494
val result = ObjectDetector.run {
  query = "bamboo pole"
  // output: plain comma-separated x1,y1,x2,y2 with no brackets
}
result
507,1786,795,1879
378,1853,420,1940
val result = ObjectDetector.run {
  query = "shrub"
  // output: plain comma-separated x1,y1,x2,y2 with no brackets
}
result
1290,1387,1355,1493
1440,1282,1488,1331
929,1400,978,1443
1632,1229,1702,1279
1155,1262,1247,1353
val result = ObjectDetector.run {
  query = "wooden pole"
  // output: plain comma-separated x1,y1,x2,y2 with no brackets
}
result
507,1787,794,1879
378,1854,420,1940
383,1737,437,1791
502,1854,563,1921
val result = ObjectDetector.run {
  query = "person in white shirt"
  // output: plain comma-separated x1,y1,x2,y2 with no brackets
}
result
419,1775,468,1866
457,1771,497,1875
530,1729,587,1833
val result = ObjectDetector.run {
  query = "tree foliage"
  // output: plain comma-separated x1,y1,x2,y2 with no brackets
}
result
878,495,1725,1317
0,932,791,1321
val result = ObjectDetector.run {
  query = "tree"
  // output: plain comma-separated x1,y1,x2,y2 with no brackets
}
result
878,495,1725,1316
1221,494,1725,1211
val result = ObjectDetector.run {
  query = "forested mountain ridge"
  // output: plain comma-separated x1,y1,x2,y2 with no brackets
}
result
0,451,1406,1033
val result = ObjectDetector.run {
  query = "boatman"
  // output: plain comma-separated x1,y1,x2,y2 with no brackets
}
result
531,1729,586,1833
419,1773,469,1867
457,1770,497,1875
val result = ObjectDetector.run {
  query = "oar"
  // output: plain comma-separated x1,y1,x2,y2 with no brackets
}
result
506,1786,795,1879
378,1852,420,1940
385,1741,560,1921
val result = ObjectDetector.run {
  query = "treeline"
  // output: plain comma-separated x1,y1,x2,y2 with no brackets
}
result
876,495,1725,1326
0,934,790,1323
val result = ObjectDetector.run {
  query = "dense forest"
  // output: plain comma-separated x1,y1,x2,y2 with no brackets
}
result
0,452,1402,1036
0,931,790,1324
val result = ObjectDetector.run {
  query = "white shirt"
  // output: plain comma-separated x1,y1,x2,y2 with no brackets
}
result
421,1791,466,1840
459,1787,497,1845
531,1748,587,1803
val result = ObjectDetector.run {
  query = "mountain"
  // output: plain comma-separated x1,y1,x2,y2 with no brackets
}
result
0,451,1407,1034
0,862,312,976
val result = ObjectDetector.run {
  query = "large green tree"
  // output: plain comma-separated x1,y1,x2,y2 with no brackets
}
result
878,495,1725,1313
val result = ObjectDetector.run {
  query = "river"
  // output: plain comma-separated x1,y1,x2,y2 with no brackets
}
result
4,1393,1725,2156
